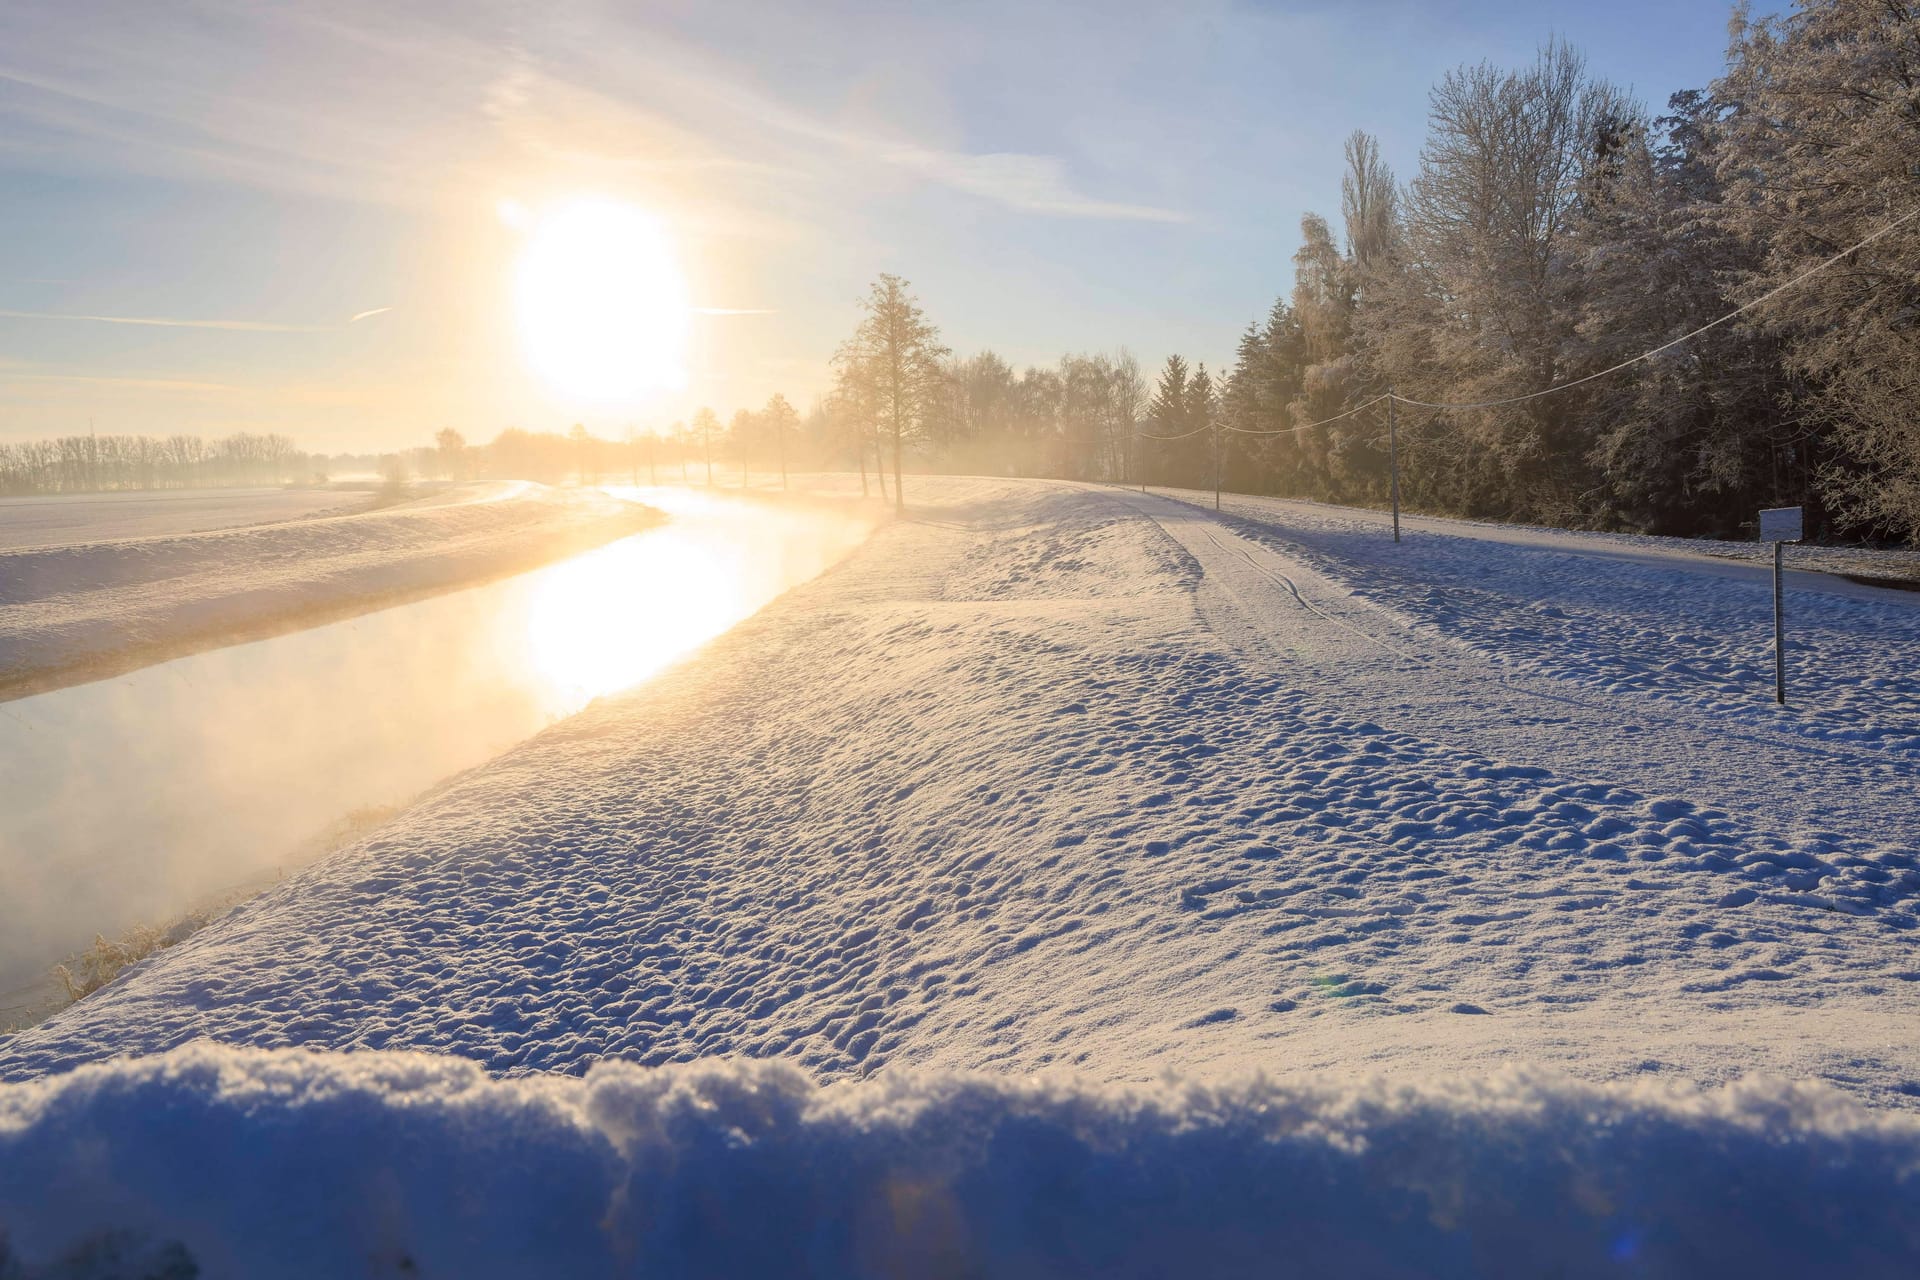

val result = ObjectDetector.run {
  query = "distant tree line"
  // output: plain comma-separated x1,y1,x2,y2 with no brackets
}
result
418,408,813,490
0,431,309,496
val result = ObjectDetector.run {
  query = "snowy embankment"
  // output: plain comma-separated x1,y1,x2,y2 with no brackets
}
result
0,483,657,700
3,478,1919,1273
0,486,363,551
4,1045,1918,1278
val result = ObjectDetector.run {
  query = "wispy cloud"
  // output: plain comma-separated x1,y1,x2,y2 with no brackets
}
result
695,307,776,316
880,148,1188,223
0,371,242,392
0,309,325,332
3,2,1187,227
349,306,393,323
630,51,1189,223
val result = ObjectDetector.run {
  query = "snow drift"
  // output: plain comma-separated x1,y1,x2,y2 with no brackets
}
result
2,1043,1917,1279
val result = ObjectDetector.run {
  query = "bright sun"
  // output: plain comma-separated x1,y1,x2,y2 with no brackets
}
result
514,197,690,403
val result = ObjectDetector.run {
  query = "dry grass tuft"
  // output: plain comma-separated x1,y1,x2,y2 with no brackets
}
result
51,914,213,1004
13,799,409,1030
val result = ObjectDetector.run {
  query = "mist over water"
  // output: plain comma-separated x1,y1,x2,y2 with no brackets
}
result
0,489,876,985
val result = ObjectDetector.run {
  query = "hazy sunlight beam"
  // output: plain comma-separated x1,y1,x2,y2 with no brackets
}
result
514,198,690,404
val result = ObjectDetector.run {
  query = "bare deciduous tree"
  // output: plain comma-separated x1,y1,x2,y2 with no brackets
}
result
833,274,949,513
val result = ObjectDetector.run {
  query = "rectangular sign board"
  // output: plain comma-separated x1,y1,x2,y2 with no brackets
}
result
1759,505,1803,543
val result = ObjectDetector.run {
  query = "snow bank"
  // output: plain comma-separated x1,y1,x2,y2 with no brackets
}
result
0,485,657,700
2,1044,1917,1279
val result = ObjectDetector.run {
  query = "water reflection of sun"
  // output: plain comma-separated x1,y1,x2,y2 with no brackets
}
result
525,527,751,709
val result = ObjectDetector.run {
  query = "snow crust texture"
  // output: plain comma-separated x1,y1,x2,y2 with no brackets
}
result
3,1043,1919,1279
0,484,655,699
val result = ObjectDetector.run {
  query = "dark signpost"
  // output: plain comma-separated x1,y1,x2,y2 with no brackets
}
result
1759,506,1803,704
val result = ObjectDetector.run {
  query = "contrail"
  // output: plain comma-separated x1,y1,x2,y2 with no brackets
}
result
349,306,393,323
0,309,325,332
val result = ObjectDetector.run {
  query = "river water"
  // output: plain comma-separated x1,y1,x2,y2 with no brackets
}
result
0,488,877,994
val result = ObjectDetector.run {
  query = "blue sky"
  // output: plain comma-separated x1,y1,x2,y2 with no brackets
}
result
0,0,1774,451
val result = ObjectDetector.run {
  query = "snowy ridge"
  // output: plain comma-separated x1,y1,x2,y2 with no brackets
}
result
0,484,657,700
3,1043,1918,1279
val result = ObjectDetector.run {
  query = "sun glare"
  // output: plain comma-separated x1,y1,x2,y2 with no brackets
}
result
514,198,690,403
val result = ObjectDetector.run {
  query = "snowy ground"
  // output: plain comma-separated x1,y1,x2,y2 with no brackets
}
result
0,486,366,550
0,482,656,700
4,476,1919,1274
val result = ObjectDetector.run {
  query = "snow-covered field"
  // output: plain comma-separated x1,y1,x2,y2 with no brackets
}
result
3,477,1919,1275
0,486,364,551
0,483,656,700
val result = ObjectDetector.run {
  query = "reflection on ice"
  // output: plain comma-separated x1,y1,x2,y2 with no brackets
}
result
0,489,876,986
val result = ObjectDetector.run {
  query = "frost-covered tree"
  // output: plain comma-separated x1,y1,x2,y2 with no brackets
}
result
1713,0,1920,541
833,273,949,513
1388,40,1638,519
1570,89,1798,535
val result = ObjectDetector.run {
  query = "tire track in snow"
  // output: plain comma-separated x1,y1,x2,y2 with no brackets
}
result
1195,524,1427,665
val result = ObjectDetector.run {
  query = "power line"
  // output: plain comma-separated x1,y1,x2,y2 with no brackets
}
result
1126,200,1916,511
1225,393,1391,436
1136,423,1214,442
1391,201,1920,412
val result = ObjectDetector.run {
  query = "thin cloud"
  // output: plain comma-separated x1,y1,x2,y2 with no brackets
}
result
695,307,777,315
349,306,393,323
882,147,1189,223
641,58,1189,223
0,309,325,332
0,372,242,392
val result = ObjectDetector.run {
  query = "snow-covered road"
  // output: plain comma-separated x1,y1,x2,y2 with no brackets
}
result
6,477,1916,1105
1130,486,1918,855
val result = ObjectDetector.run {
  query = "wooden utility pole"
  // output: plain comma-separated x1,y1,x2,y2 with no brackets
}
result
1213,418,1222,511
1387,389,1401,543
